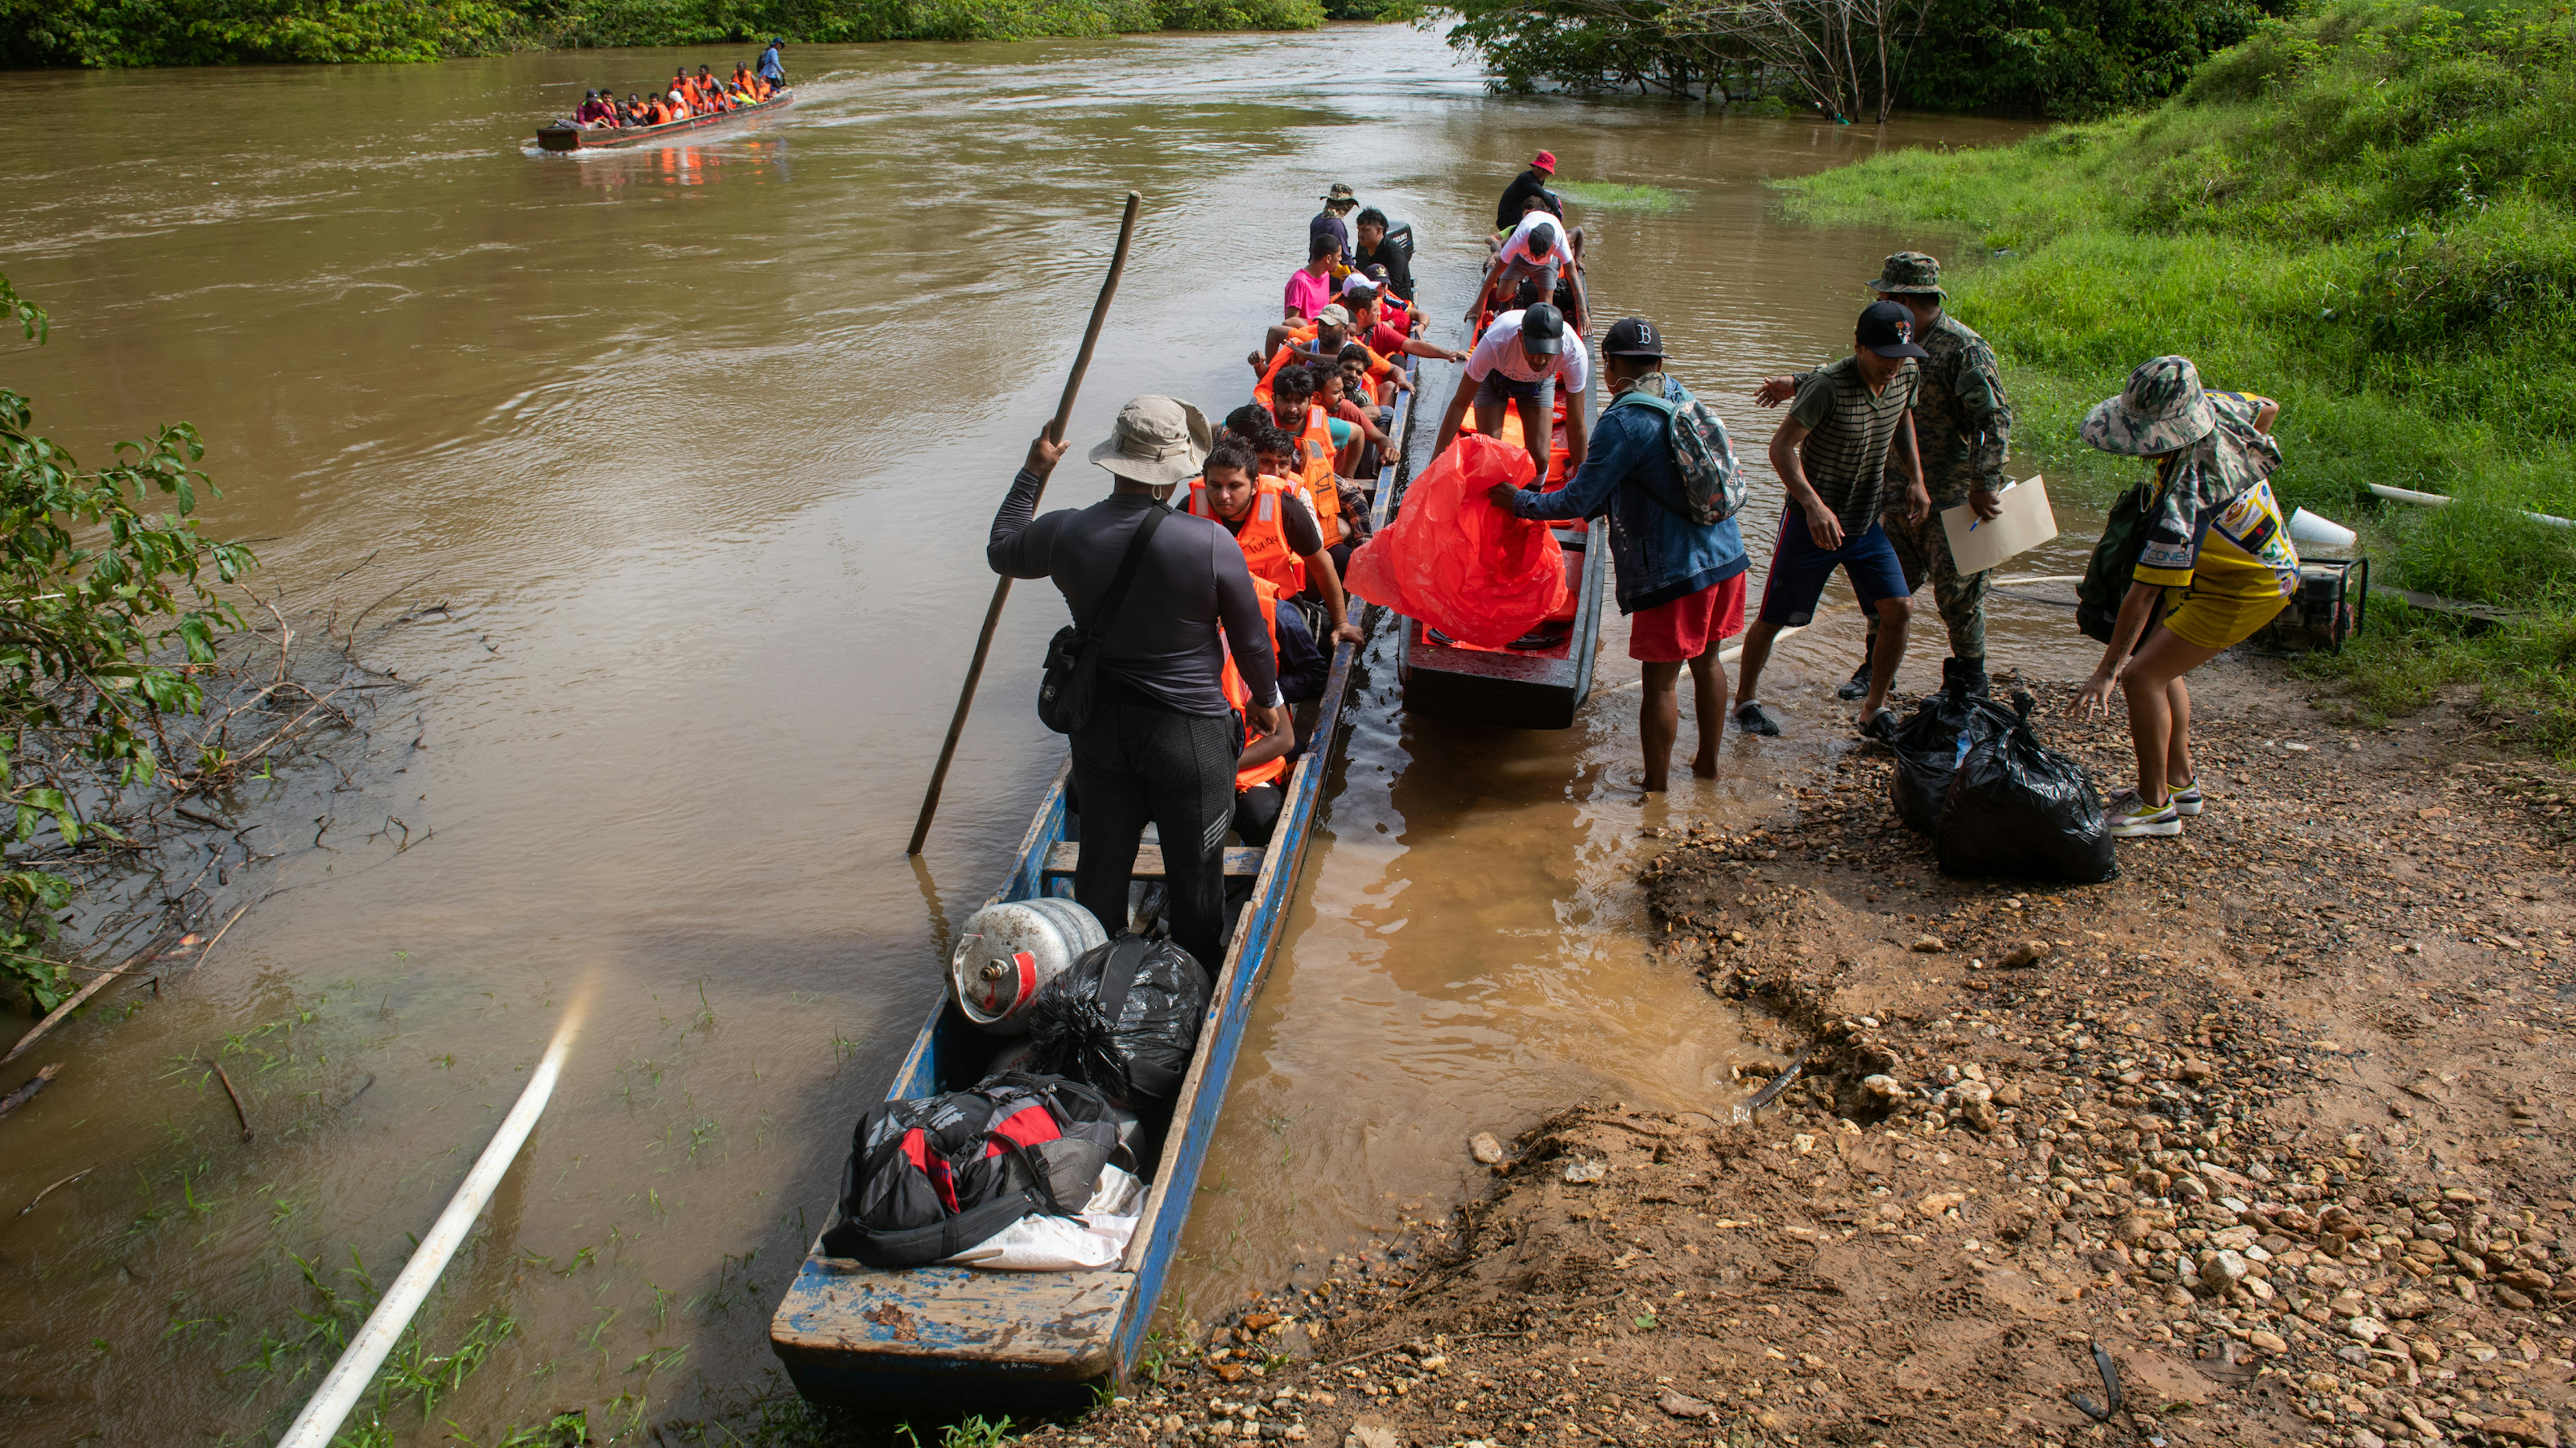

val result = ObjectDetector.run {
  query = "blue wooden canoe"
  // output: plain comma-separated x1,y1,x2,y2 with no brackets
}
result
1395,263,1608,730
769,362,1418,1410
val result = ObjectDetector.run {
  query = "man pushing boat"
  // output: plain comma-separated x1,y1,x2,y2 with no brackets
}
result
987,398,1291,974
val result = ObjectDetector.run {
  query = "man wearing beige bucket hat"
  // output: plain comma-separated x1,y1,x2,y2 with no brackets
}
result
2068,355,2296,840
989,397,1292,973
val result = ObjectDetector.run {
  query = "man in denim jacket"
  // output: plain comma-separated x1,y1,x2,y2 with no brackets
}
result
1487,318,1750,791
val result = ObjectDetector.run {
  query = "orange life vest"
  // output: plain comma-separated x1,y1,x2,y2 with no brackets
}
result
1218,575,1288,791
1187,475,1308,597
1291,404,1344,549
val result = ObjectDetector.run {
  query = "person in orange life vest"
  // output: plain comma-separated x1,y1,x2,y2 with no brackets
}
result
1263,366,1359,553
731,64,757,100
1188,439,1363,648
697,66,731,109
1284,231,1338,324
1313,364,1390,477
1252,301,1405,398
1222,574,1329,848
1222,404,1351,569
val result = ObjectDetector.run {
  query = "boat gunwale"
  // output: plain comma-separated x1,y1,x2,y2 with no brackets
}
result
1394,260,1607,725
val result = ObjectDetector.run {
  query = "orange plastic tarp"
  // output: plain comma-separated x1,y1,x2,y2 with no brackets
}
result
1343,433,1571,649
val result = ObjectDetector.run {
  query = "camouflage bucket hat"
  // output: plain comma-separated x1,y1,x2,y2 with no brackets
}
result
1865,250,1944,296
2081,355,2219,456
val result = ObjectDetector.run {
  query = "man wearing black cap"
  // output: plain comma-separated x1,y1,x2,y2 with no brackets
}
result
1487,319,1752,792
1433,302,1590,484
1732,301,1929,738
1467,208,1571,325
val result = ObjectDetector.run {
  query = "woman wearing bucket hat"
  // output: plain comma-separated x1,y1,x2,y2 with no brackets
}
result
988,397,1293,972
2070,355,2297,839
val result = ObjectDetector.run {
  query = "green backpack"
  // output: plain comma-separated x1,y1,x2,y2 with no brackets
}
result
2077,480,2156,643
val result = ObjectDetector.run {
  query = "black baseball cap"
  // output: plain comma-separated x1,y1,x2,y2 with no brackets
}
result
1603,317,1664,359
1857,299,1930,359
1526,220,1559,254
1517,304,1565,355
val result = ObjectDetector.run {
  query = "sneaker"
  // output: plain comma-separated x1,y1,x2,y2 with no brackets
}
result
2169,779,2205,816
2106,789,2183,838
1734,701,1782,737
1835,659,1872,701
1858,707,1897,744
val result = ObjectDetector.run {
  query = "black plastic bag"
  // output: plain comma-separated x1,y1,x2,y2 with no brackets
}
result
1886,674,2021,834
1026,933,1210,1105
1934,697,2118,883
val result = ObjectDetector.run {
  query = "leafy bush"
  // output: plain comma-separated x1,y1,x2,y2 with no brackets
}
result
1784,0,2576,747
0,275,253,1009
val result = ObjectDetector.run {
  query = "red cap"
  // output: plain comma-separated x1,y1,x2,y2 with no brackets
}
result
1532,151,1556,173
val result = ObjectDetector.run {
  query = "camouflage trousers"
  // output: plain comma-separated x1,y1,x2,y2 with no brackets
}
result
1861,502,1989,661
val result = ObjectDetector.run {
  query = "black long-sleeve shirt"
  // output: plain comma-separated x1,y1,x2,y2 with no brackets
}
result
1496,169,1554,232
988,470,1280,716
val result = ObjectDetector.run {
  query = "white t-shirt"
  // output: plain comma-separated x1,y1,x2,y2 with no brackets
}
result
1496,212,1570,274
1465,310,1591,389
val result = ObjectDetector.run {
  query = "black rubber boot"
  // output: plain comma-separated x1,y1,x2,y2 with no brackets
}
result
1951,655,1991,697
1835,657,1872,701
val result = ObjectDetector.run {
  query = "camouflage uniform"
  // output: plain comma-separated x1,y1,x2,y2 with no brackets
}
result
1860,252,2014,663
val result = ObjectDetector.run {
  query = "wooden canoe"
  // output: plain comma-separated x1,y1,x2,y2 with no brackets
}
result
535,88,792,152
1392,264,1609,730
768,362,1419,1411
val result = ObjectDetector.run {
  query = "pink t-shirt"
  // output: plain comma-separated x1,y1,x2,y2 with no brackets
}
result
1284,267,1330,319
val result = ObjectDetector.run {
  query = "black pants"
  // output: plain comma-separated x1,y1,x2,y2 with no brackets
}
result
1069,693,1238,976
1233,783,1285,846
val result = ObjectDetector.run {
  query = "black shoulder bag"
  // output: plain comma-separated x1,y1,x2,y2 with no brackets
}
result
1038,504,1168,735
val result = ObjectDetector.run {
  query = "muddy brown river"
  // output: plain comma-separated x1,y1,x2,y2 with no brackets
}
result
0,27,2066,1440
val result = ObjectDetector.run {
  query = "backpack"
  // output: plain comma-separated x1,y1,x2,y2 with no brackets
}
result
1609,379,1747,525
818,1072,1129,1268
2076,479,2157,644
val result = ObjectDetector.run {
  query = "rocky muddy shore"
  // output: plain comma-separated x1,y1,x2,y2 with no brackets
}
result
1046,660,2576,1448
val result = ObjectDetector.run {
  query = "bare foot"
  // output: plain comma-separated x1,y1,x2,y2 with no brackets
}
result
1690,755,1720,779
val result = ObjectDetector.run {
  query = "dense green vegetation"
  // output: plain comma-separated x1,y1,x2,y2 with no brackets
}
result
0,0,1342,68
1444,0,2292,116
1784,0,2576,745
0,275,252,1009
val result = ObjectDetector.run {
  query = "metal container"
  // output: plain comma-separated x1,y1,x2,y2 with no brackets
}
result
948,897,1107,1035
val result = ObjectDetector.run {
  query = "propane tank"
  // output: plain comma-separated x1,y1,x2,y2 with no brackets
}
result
948,896,1107,1035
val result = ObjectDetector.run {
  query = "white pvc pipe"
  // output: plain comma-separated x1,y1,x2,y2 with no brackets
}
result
276,1012,583,1448
2369,482,2572,530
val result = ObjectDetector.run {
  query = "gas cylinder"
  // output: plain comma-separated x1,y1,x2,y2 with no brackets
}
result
948,896,1107,1035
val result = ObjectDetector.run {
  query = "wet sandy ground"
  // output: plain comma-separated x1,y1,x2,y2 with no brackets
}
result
1060,657,2576,1448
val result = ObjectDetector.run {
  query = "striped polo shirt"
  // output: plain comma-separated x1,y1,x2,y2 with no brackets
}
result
1787,356,1920,535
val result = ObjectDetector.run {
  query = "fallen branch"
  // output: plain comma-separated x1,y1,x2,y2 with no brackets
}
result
3,922,191,1066
11,1165,90,1221
208,1057,253,1141
0,1061,61,1120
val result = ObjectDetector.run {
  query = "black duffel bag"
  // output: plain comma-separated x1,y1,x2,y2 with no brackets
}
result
1934,695,2118,884
1026,933,1210,1106
818,1072,1126,1267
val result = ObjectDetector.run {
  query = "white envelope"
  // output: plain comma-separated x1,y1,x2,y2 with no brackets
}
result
1941,475,2057,575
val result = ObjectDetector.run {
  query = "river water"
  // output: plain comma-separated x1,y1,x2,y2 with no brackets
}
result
0,27,2053,1442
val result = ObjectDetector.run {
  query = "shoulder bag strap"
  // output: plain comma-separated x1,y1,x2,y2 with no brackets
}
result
1078,504,1170,644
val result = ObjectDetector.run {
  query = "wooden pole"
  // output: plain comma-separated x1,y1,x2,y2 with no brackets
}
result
906,190,1141,857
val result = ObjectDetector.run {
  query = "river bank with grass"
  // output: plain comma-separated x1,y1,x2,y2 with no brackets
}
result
1781,0,2576,750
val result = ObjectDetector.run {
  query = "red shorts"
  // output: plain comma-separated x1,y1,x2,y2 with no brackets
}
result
1627,573,1748,663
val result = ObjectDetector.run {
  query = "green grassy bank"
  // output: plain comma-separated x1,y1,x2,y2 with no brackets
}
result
0,0,1353,69
1782,0,2576,747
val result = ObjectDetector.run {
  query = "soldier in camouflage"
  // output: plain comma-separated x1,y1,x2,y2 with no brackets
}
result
1756,251,2015,697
